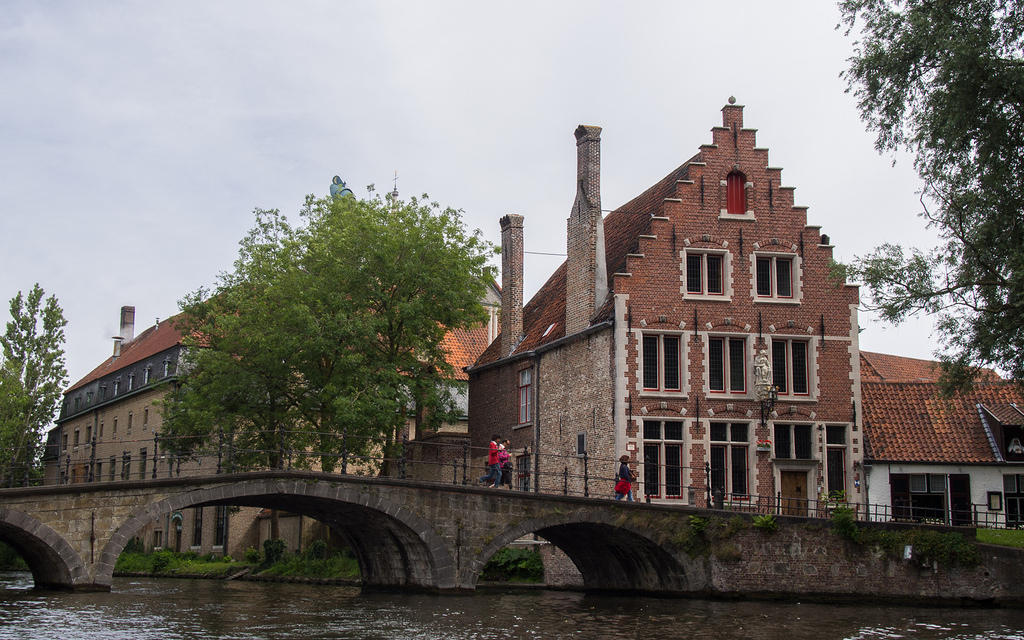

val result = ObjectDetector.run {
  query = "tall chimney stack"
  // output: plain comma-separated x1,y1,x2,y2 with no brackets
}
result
499,214,524,357
119,306,135,342
565,125,607,335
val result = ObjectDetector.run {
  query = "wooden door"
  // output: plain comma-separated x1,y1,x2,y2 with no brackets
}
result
780,470,807,516
949,474,971,526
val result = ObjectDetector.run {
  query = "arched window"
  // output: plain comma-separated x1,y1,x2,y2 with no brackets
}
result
726,171,745,214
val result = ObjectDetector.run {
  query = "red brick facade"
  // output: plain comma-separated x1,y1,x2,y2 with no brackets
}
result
470,102,863,505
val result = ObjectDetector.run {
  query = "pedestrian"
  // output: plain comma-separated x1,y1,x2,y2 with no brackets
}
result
499,439,513,488
478,434,502,488
614,454,635,502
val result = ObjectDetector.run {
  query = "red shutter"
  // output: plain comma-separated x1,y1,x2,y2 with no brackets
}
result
726,172,745,214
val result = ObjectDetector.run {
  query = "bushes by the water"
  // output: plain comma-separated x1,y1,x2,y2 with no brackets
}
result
114,544,360,581
830,508,979,567
0,541,27,570
480,547,544,583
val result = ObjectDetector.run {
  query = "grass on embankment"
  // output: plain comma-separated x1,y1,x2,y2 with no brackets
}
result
114,547,360,581
976,528,1024,549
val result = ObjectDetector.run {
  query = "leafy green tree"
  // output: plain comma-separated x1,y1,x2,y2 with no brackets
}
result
838,0,1024,387
162,194,495,481
0,284,67,486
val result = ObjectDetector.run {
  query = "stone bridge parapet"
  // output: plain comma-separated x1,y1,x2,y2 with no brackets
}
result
0,471,1021,605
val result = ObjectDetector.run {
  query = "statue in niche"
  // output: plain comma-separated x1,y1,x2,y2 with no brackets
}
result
754,348,771,398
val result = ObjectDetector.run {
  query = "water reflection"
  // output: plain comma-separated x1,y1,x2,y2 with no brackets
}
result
1,572,1023,639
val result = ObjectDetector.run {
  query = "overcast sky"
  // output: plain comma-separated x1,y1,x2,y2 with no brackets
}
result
1,1,941,387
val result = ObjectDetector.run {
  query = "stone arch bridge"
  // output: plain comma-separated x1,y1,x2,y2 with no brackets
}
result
0,471,1022,605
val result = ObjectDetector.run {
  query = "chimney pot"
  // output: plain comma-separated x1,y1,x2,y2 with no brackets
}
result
119,306,136,342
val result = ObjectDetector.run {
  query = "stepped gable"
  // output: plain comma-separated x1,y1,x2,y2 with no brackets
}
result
66,313,186,393
474,158,695,368
862,380,1024,463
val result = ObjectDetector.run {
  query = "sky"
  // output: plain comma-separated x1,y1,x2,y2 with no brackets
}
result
0,1,942,388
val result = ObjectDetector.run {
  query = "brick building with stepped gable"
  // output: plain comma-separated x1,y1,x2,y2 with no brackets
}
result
469,101,864,508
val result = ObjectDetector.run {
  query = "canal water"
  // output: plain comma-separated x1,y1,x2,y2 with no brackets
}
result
1,571,1023,639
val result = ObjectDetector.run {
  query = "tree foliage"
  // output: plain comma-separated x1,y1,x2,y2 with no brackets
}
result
0,284,67,486
839,0,1024,387
162,194,495,474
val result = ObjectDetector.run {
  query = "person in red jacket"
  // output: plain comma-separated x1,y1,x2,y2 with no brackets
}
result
478,434,502,487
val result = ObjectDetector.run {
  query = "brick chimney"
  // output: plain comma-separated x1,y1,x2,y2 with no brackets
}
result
565,125,607,335
499,214,524,357
119,306,136,342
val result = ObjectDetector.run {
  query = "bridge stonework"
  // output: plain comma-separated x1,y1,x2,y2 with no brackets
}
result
1,471,1022,605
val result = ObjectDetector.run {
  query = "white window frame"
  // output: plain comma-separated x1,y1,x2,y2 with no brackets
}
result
751,252,802,304
704,334,749,396
517,368,533,425
770,336,816,400
637,331,687,397
641,419,688,500
681,249,731,301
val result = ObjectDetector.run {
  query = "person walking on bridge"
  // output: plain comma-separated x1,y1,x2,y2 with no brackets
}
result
479,435,502,488
614,454,636,502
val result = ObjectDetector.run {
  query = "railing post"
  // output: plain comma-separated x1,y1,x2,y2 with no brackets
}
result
399,434,408,480
704,461,711,508
341,427,349,475
152,435,159,479
216,425,223,474
583,451,589,497
563,466,568,495
462,442,468,485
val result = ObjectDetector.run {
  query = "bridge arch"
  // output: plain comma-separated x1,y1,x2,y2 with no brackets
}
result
0,507,87,590
470,510,697,594
97,478,457,591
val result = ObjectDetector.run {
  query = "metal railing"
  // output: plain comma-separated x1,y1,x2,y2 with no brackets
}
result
5,431,1023,530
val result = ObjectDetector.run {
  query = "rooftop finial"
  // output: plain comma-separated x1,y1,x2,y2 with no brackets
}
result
728,96,736,105
391,170,399,200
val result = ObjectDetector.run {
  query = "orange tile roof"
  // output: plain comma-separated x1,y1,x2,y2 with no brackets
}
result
474,159,694,367
862,380,1024,463
65,313,187,393
859,350,1002,383
440,325,493,381
983,403,1024,425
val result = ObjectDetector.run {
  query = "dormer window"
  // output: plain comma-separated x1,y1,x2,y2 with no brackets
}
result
144,367,151,385
726,171,745,214
163,359,171,377
128,373,135,391
113,379,120,395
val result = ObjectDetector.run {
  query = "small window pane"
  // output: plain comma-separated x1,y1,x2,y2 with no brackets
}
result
665,445,682,496
706,254,723,294
910,474,928,493
664,421,683,440
772,341,788,393
776,258,792,297
731,446,747,495
710,446,727,492
730,423,748,442
643,420,661,440
774,425,791,459
642,335,659,389
709,338,724,391
686,255,703,293
710,422,728,442
827,448,845,495
663,336,680,390
644,444,660,496
728,338,745,391
794,424,812,459
826,425,846,445
792,342,808,394
756,258,772,296
1005,475,1019,494
929,474,946,493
